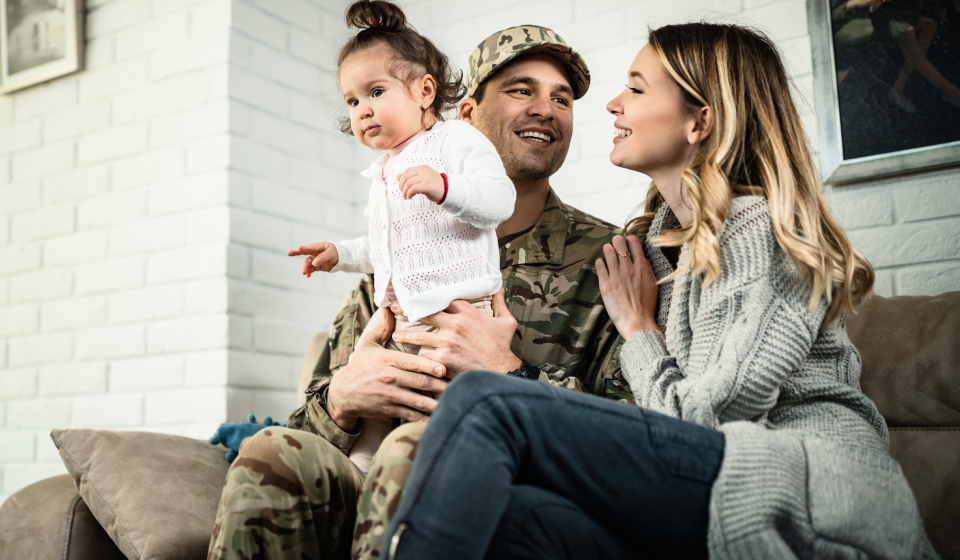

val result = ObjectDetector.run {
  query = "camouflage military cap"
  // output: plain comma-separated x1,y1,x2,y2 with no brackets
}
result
466,25,590,100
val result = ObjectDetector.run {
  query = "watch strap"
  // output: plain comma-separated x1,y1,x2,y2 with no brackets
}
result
506,360,540,381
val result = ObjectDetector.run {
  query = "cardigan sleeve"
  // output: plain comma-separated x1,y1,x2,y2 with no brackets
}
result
331,235,374,274
618,204,827,429
439,121,516,230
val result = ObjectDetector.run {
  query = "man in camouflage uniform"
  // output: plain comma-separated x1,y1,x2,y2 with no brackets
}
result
208,25,633,560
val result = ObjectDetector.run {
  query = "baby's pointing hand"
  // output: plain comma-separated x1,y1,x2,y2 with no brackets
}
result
397,166,445,203
287,242,339,277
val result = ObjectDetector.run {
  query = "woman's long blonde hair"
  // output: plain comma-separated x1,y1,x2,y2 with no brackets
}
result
624,23,873,324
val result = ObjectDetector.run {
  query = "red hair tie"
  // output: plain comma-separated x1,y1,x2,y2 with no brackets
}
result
369,17,380,26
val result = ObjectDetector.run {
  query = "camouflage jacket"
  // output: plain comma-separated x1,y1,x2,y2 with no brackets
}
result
287,189,633,449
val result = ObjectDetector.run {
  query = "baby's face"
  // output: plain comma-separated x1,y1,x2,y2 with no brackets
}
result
341,46,426,151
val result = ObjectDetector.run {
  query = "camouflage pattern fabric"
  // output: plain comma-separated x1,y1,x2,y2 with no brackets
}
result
205,189,631,560
351,422,427,560
465,25,591,99
289,187,633,442
282,189,634,559
207,427,364,560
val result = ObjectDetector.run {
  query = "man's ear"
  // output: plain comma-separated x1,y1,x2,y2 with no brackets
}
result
687,105,713,145
459,97,478,123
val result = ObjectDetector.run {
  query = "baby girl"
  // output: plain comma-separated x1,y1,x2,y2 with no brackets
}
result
288,0,514,473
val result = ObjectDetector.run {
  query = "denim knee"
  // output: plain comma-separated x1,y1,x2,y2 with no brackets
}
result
442,370,504,405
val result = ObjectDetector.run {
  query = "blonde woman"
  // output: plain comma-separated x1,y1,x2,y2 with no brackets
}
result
379,23,938,560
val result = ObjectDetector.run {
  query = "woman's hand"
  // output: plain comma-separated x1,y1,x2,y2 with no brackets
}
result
596,235,659,340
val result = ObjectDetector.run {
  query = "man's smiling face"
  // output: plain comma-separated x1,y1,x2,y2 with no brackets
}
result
469,54,575,182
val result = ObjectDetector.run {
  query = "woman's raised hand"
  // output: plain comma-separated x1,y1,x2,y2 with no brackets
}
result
596,235,659,340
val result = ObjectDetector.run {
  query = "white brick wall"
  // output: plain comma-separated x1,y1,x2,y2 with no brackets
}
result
0,0,238,503
407,0,960,298
223,0,364,428
1,0,957,506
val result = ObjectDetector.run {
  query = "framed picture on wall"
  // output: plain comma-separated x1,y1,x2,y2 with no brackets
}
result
808,0,960,184
0,0,84,94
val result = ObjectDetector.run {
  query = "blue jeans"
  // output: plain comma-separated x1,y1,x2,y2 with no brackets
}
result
383,371,725,560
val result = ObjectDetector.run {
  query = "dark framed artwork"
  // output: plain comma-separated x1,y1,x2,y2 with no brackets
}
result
1,0,84,94
808,0,960,184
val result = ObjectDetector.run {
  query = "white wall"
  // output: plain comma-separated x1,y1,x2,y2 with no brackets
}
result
0,0,957,503
0,0,237,502
0,0,366,503
222,0,365,426
403,0,960,297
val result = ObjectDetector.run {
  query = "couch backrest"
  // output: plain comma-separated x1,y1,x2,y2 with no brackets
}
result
847,291,960,428
847,291,960,560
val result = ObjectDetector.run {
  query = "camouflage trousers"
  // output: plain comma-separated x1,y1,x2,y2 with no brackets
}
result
207,422,426,560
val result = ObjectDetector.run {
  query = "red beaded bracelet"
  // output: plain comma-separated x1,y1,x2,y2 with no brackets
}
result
438,173,449,204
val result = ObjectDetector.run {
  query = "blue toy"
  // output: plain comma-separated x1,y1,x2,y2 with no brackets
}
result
208,414,286,463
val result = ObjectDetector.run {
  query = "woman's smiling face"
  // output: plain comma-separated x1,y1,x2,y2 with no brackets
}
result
340,46,430,151
606,44,700,177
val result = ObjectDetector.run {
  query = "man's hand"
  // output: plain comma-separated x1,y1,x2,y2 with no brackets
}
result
326,309,449,431
397,166,445,202
391,289,522,377
288,242,339,277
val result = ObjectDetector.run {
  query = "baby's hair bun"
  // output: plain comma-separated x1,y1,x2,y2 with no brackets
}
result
346,0,407,32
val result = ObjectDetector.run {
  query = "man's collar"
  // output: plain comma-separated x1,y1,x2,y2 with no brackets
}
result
517,188,567,266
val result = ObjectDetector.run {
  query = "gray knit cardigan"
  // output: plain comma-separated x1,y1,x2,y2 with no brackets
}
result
619,196,938,560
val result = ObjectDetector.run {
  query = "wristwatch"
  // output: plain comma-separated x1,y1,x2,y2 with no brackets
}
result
506,360,540,381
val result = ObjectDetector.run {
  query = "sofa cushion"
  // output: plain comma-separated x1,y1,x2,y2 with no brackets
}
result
0,473,126,560
50,429,230,560
847,291,960,427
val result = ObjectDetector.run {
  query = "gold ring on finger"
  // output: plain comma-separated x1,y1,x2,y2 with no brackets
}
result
617,250,631,258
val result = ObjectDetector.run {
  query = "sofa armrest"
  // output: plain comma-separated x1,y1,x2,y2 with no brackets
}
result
0,474,125,560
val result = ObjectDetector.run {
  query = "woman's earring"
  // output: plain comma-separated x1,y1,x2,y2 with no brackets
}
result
422,102,430,110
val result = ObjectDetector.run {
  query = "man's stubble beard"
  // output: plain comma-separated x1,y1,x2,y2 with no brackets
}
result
475,112,571,183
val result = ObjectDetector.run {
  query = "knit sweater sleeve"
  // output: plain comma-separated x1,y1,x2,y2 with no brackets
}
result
619,199,827,428
331,198,375,274
331,235,374,274
439,120,516,229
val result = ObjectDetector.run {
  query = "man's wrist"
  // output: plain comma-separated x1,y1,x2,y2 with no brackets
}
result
495,354,523,374
324,385,359,432
506,360,540,381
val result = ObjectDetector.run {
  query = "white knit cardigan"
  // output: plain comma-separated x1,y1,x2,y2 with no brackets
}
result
331,120,515,321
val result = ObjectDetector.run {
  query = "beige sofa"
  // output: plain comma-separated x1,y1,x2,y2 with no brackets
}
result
1,292,957,560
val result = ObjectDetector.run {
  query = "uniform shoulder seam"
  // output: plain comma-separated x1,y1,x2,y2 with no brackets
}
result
565,204,619,234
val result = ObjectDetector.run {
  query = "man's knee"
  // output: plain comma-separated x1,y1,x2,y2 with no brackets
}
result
370,421,426,467
229,427,356,489
235,427,301,463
